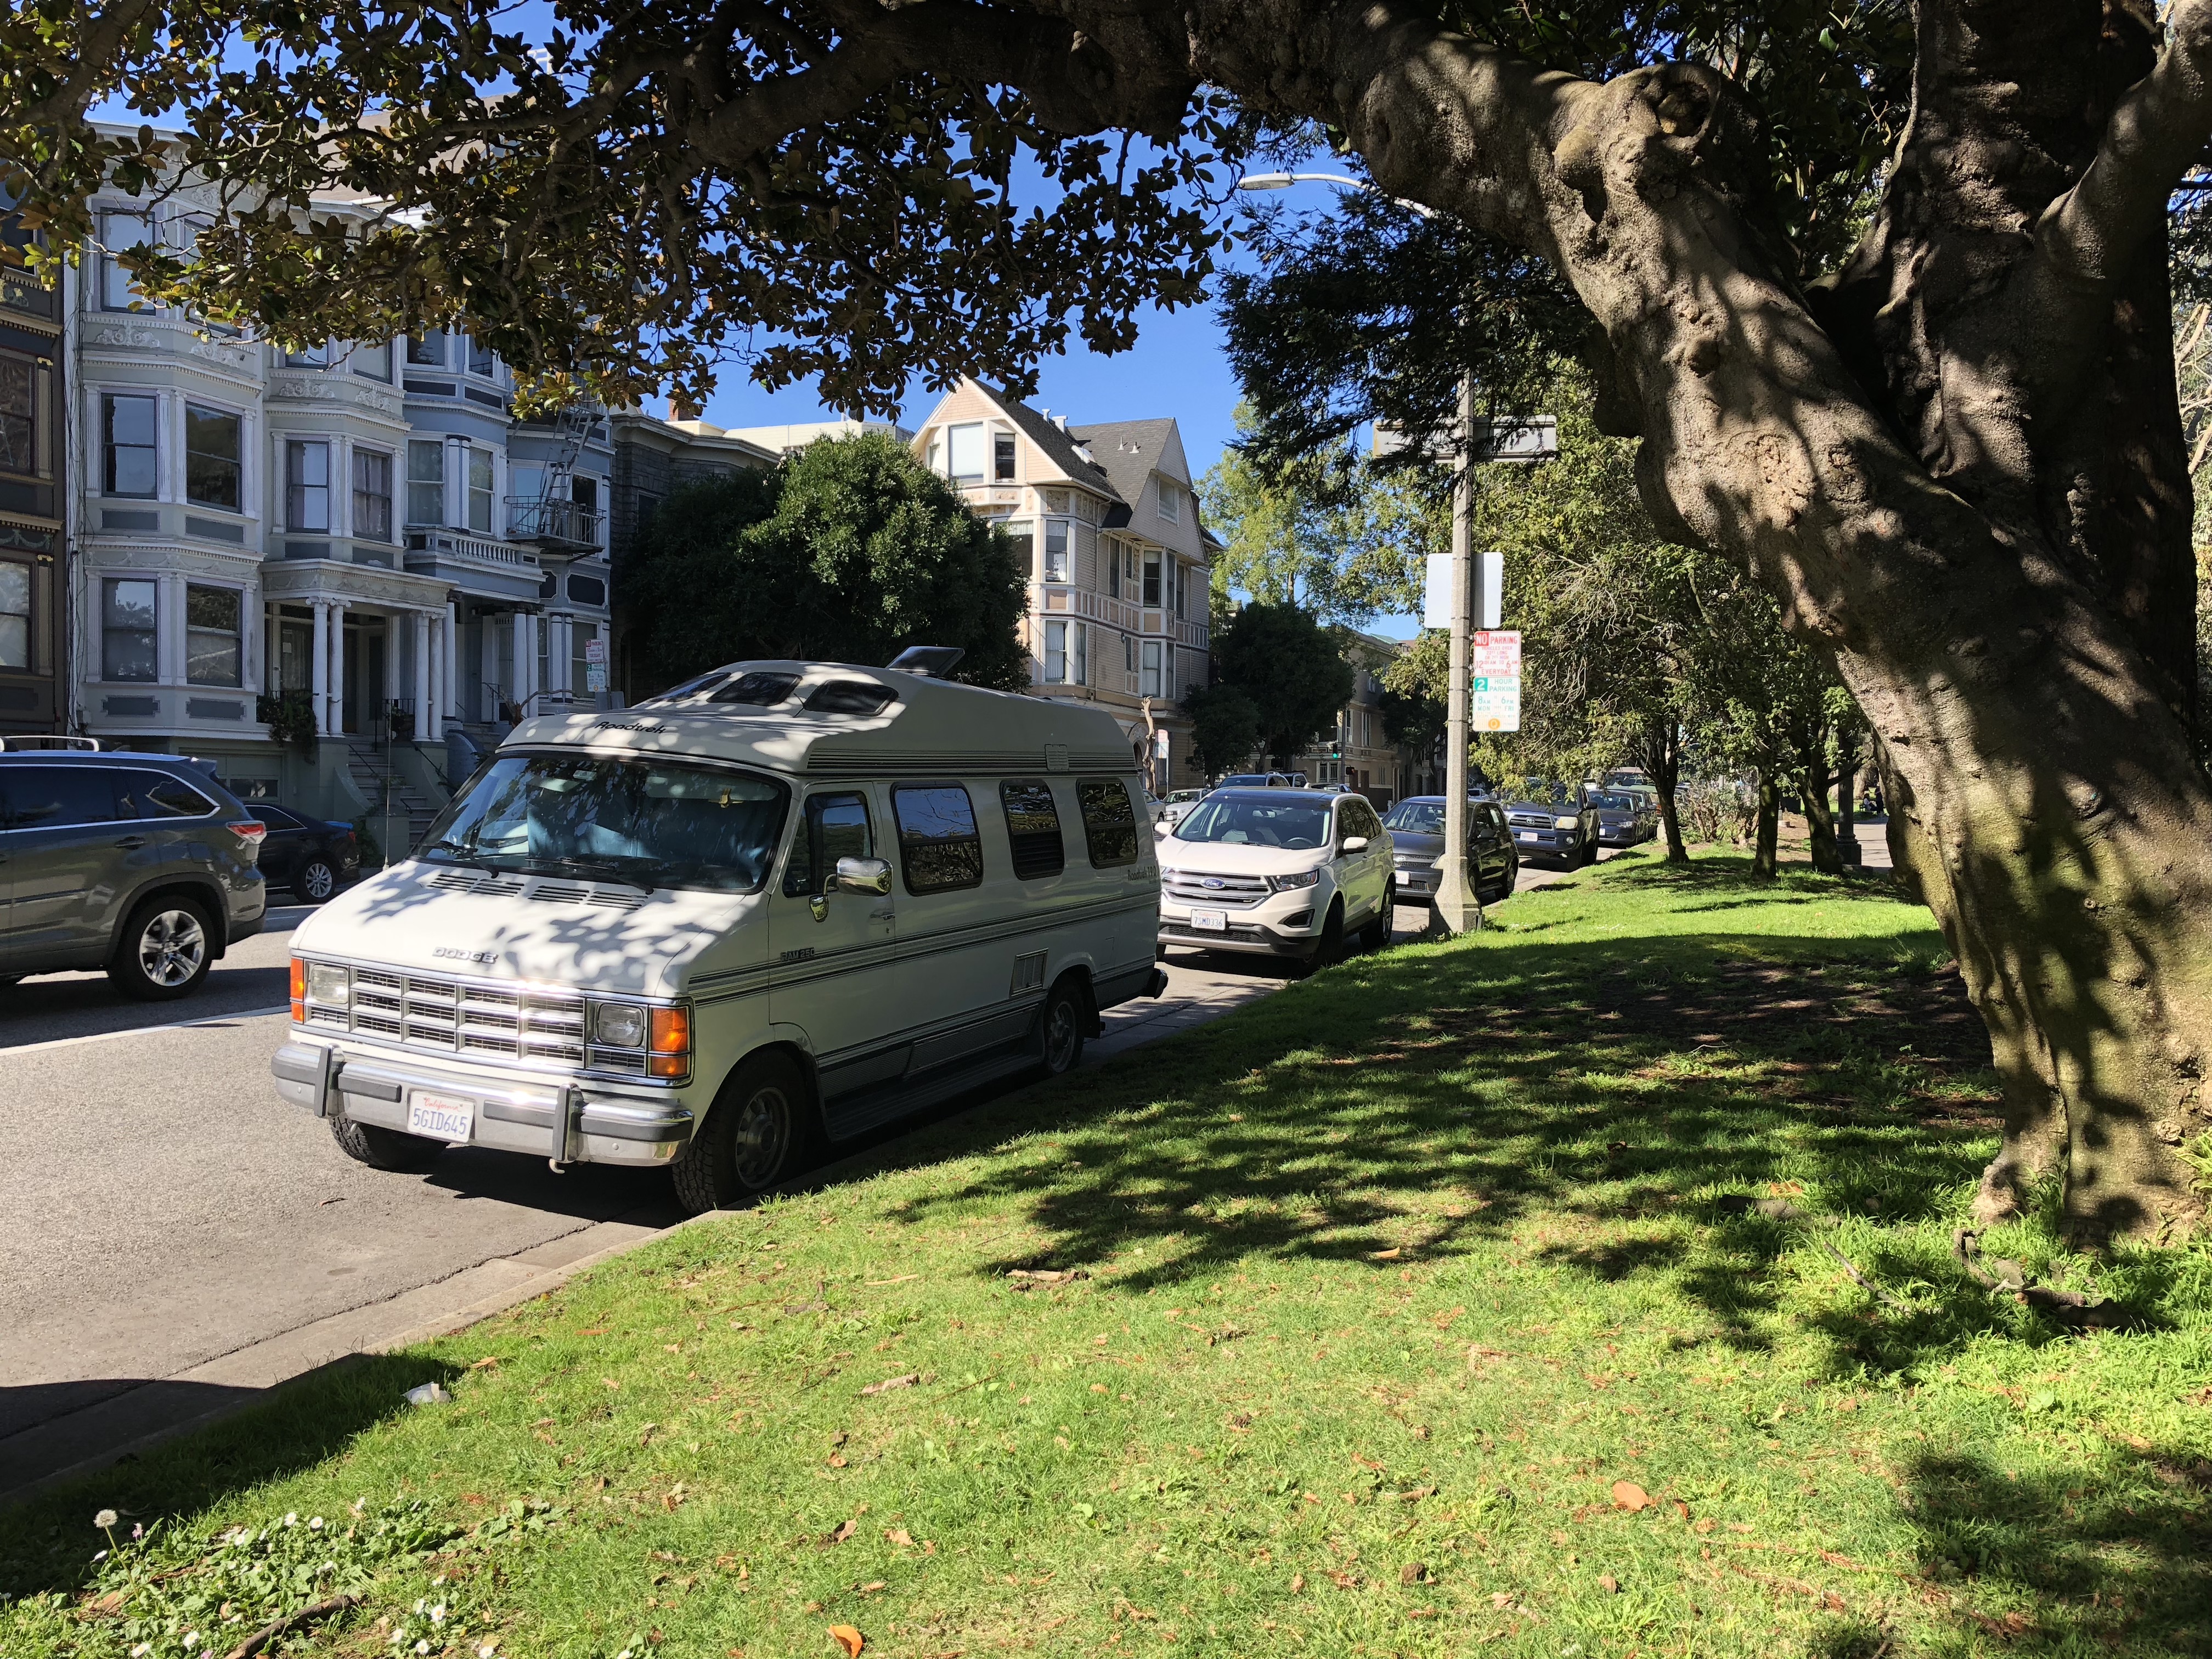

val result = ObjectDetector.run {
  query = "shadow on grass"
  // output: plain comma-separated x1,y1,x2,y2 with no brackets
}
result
0,1353,458,1598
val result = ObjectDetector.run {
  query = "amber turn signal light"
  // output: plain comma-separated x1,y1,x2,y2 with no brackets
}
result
289,956,306,1022
647,1005,691,1079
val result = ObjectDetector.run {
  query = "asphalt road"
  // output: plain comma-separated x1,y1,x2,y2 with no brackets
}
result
0,843,1618,1497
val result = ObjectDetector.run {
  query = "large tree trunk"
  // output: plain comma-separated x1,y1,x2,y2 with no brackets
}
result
1630,715,1689,863
1802,750,1844,876
1212,0,2212,1240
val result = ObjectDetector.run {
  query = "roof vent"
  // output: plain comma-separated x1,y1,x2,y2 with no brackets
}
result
1052,414,1070,432
887,645,967,678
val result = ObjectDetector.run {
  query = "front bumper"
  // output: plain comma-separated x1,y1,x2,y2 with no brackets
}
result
1157,890,1327,958
1510,828,1581,860
273,1037,693,1166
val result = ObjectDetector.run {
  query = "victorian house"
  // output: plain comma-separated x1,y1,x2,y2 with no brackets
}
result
0,198,65,739
909,380,1217,793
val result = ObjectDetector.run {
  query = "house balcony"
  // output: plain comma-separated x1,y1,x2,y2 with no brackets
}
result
403,523,543,600
504,496,605,555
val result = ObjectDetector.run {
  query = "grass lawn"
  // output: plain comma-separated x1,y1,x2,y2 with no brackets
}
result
7,850,2211,1659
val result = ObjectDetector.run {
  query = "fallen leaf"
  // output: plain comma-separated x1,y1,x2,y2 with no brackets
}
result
860,1374,919,1397
828,1625,864,1658
1694,1517,1717,1534
858,1581,887,1594
577,1327,609,1336
1672,1499,1691,1521
829,1519,859,1544
885,1528,914,1547
1007,1268,1087,1283
471,1357,499,1369
1400,1562,1427,1585
1611,1480,1652,1512
1091,1383,1109,1393
867,1275,921,1286
1395,1486,1436,1502
1290,1574,1306,1593
1820,1551,1865,1571
826,1455,848,1469
1489,1591,1515,1610
1598,1574,1620,1594
602,1378,621,1391
1368,1248,1403,1261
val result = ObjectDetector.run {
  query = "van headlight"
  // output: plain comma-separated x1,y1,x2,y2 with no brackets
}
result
1554,815,1579,830
1269,869,1322,892
307,962,351,1007
590,1002,648,1048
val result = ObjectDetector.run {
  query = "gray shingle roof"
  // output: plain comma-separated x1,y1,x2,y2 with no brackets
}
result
1067,419,1177,512
975,383,1122,503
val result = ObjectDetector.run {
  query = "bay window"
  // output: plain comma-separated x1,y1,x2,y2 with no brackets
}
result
1045,620,1067,684
352,448,393,541
101,394,158,497
183,404,241,510
285,440,330,531
1045,521,1070,582
946,422,986,482
102,578,156,682
467,447,494,533
1143,551,1161,607
1141,639,1163,698
185,584,241,686
0,559,28,668
994,431,1017,481
406,332,445,367
349,340,393,380
100,211,151,310
406,439,444,525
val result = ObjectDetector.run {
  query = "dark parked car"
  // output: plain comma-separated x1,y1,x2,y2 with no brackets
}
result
1501,780,1604,867
0,752,267,998
1589,788,1660,848
251,803,362,902
1381,795,1519,904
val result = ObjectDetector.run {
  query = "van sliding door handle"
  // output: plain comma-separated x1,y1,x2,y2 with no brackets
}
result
113,836,148,850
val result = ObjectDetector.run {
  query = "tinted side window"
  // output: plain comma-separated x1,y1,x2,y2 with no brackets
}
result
255,804,302,830
3,765,119,830
783,792,874,896
999,780,1065,880
1076,777,1138,868
119,769,216,819
891,784,983,894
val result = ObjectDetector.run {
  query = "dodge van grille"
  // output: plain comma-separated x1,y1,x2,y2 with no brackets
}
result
1164,871,1271,906
342,968,599,1067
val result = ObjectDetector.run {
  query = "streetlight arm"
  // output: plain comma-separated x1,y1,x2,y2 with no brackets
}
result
1234,171,1438,221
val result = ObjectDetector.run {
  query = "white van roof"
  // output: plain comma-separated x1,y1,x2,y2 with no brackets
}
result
505,660,1142,780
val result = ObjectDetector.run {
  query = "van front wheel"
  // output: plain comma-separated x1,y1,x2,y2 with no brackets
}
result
672,1053,813,1212
1039,978,1086,1079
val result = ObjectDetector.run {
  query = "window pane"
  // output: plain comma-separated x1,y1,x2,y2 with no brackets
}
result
407,333,445,366
467,336,494,376
947,422,985,481
349,340,393,380
1077,778,1139,867
286,439,329,531
123,770,215,817
1045,521,1069,582
783,791,874,896
101,213,150,309
999,779,1064,880
891,783,983,894
352,448,392,540
186,583,240,686
1074,622,1086,685
994,431,1016,481
1002,522,1034,579
2,766,116,829
103,394,158,496
1143,553,1161,607
467,448,493,533
284,342,327,366
1044,620,1065,684
407,439,443,524
0,354,33,475
184,404,241,510
0,559,26,669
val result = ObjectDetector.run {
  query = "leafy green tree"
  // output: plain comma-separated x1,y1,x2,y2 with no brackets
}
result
623,435,1027,691
1211,602,1355,772
24,0,2212,1234
1181,681,1261,780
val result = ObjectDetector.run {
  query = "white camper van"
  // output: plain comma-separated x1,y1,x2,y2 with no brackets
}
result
270,656,1164,1209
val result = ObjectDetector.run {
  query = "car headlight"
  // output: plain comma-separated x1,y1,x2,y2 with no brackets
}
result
1554,815,1579,830
591,1002,648,1048
1269,869,1322,892
307,961,350,1006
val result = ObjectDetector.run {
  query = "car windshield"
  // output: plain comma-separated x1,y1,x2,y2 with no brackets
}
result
1590,792,1640,811
1516,779,1576,806
417,752,790,893
1382,800,1447,834
1173,794,1334,849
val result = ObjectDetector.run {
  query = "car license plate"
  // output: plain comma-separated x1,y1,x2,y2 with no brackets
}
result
408,1090,476,1143
1189,908,1228,932
1516,831,1539,842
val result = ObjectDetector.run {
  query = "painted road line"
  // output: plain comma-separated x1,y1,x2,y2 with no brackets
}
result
7,1005,292,1057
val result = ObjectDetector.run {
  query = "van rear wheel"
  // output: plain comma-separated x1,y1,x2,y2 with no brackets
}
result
672,1052,814,1213
1039,978,1086,1079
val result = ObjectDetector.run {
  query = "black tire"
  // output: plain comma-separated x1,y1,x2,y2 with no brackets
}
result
1301,900,1345,975
1039,976,1087,1078
107,895,215,1001
330,1114,446,1171
1357,898,1390,953
292,858,339,904
670,1051,816,1214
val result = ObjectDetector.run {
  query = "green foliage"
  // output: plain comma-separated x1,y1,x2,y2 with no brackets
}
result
1180,680,1261,778
1198,404,1437,624
254,691,316,757
622,435,1028,691
1210,601,1355,770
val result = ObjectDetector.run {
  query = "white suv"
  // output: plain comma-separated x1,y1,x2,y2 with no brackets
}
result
1156,788,1393,965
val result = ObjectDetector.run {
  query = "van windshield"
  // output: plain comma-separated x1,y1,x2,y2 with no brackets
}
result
1174,794,1333,849
418,753,790,894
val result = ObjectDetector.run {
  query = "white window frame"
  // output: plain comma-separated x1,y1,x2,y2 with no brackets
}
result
406,438,445,527
184,581,244,688
101,575,159,682
182,399,245,513
993,427,1018,482
283,341,329,368
1044,619,1068,684
947,422,987,483
1155,477,1181,523
351,444,394,543
1044,520,1070,583
99,209,153,312
1141,638,1163,698
466,445,496,534
100,391,160,498
285,438,331,532
1072,620,1087,686
346,340,394,381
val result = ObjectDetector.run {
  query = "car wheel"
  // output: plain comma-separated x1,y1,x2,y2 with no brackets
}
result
1039,977,1087,1077
1357,897,1391,952
1301,900,1345,974
293,857,338,904
330,1114,446,1172
671,1051,815,1213
108,895,214,1001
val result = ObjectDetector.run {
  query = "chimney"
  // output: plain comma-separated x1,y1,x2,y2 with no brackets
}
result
1052,414,1069,433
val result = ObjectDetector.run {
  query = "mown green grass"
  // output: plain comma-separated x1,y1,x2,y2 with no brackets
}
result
7,850,2210,1659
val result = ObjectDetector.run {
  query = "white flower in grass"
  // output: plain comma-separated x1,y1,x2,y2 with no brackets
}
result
93,1509,119,1529
131,1644,151,1657
182,1633,199,1650
430,1605,447,1624
283,1512,298,1527
308,1516,325,1531
415,1643,431,1655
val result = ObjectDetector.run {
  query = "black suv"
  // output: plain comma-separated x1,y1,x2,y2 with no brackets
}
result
250,804,361,902
0,752,268,998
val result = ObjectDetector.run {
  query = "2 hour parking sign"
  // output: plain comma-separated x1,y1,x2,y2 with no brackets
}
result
1470,630,1522,732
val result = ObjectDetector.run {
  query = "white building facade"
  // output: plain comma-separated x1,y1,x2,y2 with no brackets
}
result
66,182,617,830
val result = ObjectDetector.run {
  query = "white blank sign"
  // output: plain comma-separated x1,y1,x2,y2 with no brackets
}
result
1421,550,1504,631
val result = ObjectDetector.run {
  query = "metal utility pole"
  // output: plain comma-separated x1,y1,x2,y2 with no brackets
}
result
1434,374,1480,934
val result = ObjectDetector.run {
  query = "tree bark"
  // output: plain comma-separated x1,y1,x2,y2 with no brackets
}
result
1751,774,1781,881
1802,747,1844,875
1629,714,1689,863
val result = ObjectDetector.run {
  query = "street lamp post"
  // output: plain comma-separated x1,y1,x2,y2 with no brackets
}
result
1235,171,1482,932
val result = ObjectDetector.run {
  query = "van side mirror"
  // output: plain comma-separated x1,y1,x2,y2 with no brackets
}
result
836,855,893,895
1340,834,1369,853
